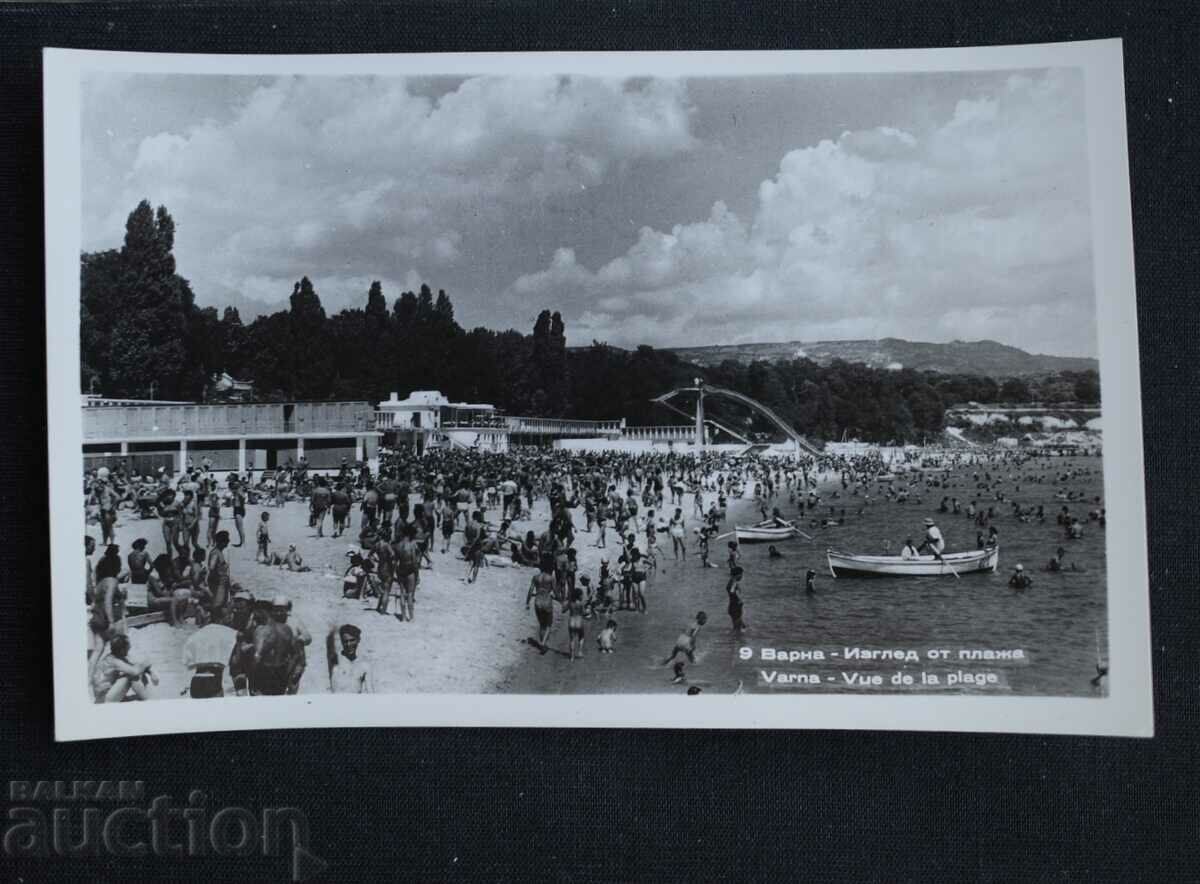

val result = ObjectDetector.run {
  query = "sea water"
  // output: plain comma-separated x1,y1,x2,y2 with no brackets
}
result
510,455,1109,698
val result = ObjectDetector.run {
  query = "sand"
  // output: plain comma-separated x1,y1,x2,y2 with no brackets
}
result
96,493,557,697
91,471,830,698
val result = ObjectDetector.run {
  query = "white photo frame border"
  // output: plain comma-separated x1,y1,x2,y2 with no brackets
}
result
45,40,1151,740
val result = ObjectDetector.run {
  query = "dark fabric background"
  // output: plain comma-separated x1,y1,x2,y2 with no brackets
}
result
0,2,1196,880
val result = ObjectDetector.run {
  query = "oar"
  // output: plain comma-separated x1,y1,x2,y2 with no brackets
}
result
933,549,960,579
714,531,734,541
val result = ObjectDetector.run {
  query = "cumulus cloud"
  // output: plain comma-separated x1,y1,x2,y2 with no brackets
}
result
508,70,1095,356
83,73,696,315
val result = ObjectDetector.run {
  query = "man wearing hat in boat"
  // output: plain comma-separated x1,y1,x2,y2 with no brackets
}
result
916,517,945,558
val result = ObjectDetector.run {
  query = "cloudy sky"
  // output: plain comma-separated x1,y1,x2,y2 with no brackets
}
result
81,67,1096,356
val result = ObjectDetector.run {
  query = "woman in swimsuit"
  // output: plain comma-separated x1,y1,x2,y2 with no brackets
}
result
668,508,686,562
525,557,558,654
156,488,181,556
231,482,247,547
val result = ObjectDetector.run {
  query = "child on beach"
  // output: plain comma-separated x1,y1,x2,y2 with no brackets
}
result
566,588,586,661
343,554,367,598
596,619,618,654
698,529,715,568
662,611,708,665
256,512,271,564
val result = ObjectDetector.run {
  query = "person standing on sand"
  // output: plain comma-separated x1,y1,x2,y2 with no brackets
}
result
231,480,247,547
250,595,296,696
566,587,586,661
156,488,182,557
373,533,397,615
393,523,420,622
330,482,351,538
206,484,221,550
310,476,332,537
180,488,201,552
207,530,232,618
668,508,686,562
526,557,558,654
181,611,239,699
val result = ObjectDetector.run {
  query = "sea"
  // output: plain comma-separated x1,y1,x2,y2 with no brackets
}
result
508,454,1109,698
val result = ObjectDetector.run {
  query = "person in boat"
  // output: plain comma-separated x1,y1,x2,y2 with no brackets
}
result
1008,564,1033,591
900,537,920,560
916,517,945,558
766,507,789,529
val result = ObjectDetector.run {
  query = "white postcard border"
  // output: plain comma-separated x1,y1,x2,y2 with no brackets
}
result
45,40,1152,740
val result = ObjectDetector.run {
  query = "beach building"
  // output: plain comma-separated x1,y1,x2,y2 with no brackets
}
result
375,391,511,455
82,397,380,475
375,391,626,454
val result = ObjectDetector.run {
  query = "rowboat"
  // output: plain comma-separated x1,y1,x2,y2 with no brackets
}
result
735,520,799,543
826,546,999,578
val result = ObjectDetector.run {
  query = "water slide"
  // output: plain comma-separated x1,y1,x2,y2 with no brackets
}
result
652,385,822,456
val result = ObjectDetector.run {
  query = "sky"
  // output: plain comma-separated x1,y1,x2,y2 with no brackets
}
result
81,67,1097,356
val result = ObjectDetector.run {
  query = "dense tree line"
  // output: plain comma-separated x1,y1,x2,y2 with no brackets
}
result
81,202,1100,444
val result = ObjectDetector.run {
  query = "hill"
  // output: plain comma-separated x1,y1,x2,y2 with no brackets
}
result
666,338,1097,376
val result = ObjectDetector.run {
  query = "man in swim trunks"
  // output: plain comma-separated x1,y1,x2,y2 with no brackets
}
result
392,523,420,622
250,594,296,696
330,482,351,538
310,476,332,537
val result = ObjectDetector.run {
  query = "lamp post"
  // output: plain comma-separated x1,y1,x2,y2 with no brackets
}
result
694,377,705,452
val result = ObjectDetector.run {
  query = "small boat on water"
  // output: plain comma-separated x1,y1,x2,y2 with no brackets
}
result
826,546,999,578
735,520,799,543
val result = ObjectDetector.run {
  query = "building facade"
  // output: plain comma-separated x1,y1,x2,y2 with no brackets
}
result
82,398,380,475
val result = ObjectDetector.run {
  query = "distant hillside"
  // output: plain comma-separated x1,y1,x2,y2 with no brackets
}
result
666,338,1097,376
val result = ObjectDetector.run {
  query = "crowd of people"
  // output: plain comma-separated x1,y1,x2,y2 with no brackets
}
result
82,442,1105,700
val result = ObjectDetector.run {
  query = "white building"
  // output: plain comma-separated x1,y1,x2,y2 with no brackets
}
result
375,391,510,454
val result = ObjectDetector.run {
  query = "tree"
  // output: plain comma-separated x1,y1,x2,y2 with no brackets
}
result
365,281,388,323
287,276,333,398
102,201,200,399
1073,372,1101,404
999,377,1031,403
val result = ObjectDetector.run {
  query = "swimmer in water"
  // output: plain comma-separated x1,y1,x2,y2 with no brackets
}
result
661,611,708,665
671,661,686,685
767,545,784,559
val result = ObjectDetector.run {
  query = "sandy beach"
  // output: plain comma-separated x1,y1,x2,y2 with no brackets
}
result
96,490,565,698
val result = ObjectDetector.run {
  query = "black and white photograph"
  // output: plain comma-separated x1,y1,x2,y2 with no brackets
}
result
45,42,1151,738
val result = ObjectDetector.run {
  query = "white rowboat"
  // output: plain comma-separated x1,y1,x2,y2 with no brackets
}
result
735,520,799,543
826,546,999,578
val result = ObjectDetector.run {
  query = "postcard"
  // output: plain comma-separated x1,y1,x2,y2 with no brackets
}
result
45,40,1150,738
